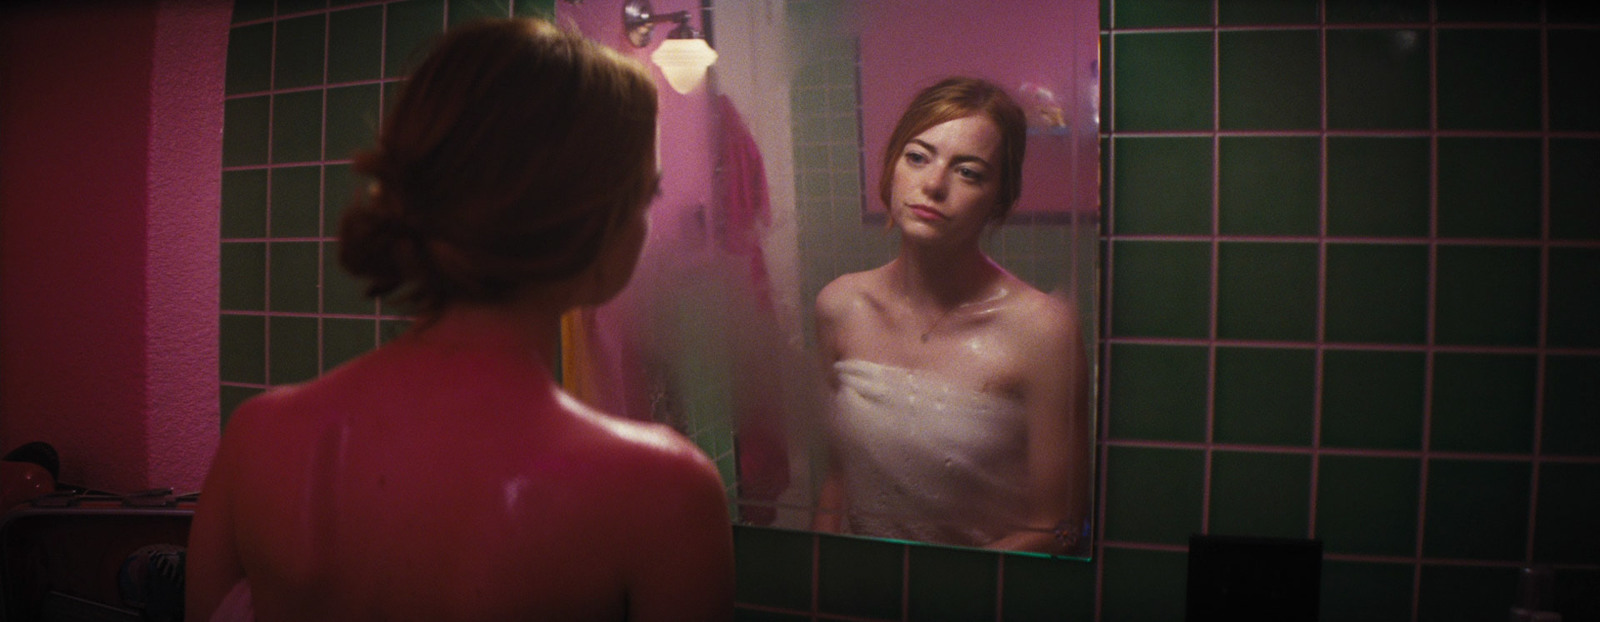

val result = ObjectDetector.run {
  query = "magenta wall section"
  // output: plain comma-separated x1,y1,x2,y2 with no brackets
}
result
145,1,230,493
0,1,227,493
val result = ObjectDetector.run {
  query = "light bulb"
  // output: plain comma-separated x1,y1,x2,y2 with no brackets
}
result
651,37,717,94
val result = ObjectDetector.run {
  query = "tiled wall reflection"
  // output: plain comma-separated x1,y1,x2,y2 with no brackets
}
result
220,1,1600,621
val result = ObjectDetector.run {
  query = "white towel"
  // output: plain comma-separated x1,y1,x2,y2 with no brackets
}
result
829,359,1029,547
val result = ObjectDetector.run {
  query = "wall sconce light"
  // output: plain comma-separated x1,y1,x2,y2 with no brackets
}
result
622,0,717,94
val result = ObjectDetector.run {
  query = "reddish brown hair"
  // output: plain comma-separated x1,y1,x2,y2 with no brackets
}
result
878,77,1027,223
339,18,658,317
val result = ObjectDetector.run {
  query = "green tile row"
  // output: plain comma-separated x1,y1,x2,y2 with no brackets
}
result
223,2,564,171
1110,343,1598,453
1106,0,1600,28
1096,446,1600,565
221,314,406,386
1095,552,1576,622
733,527,1098,621
1109,240,1598,348
230,0,558,93
1109,27,1596,131
1112,136,1599,240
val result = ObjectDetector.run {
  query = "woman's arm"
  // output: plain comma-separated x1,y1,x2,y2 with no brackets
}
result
811,467,847,533
986,298,1092,555
809,277,853,533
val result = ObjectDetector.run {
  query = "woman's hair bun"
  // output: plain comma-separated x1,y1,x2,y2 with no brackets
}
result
334,17,658,317
337,180,418,300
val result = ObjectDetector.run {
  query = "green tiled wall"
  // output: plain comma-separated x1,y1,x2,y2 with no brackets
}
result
1094,1,1600,620
220,1,1600,621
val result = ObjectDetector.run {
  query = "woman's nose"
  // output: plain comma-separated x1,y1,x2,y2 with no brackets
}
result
918,166,948,199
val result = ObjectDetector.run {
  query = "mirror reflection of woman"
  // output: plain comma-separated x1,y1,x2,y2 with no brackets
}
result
813,77,1091,555
186,18,734,621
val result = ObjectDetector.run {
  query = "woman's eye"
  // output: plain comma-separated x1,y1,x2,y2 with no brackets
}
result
957,167,984,182
904,151,929,165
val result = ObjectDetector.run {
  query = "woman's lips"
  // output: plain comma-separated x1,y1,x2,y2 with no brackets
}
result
907,205,947,221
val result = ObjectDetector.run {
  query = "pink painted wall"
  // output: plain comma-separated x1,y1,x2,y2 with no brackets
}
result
0,1,226,493
145,1,228,493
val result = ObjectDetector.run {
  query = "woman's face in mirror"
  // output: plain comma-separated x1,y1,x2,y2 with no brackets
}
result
889,114,1003,245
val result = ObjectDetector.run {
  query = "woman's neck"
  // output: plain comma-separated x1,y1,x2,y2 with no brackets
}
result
402,294,568,366
893,236,1001,311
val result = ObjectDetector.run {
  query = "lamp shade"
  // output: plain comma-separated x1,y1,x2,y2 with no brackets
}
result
651,37,717,94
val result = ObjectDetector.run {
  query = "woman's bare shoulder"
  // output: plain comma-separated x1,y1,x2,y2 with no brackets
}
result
999,280,1082,344
559,393,722,488
816,266,891,319
558,396,731,576
216,380,320,445
562,405,734,621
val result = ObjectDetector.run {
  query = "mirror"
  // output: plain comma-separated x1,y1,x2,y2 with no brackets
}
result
629,0,1100,558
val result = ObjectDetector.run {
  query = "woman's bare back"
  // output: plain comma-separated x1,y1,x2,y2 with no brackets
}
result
190,333,732,621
